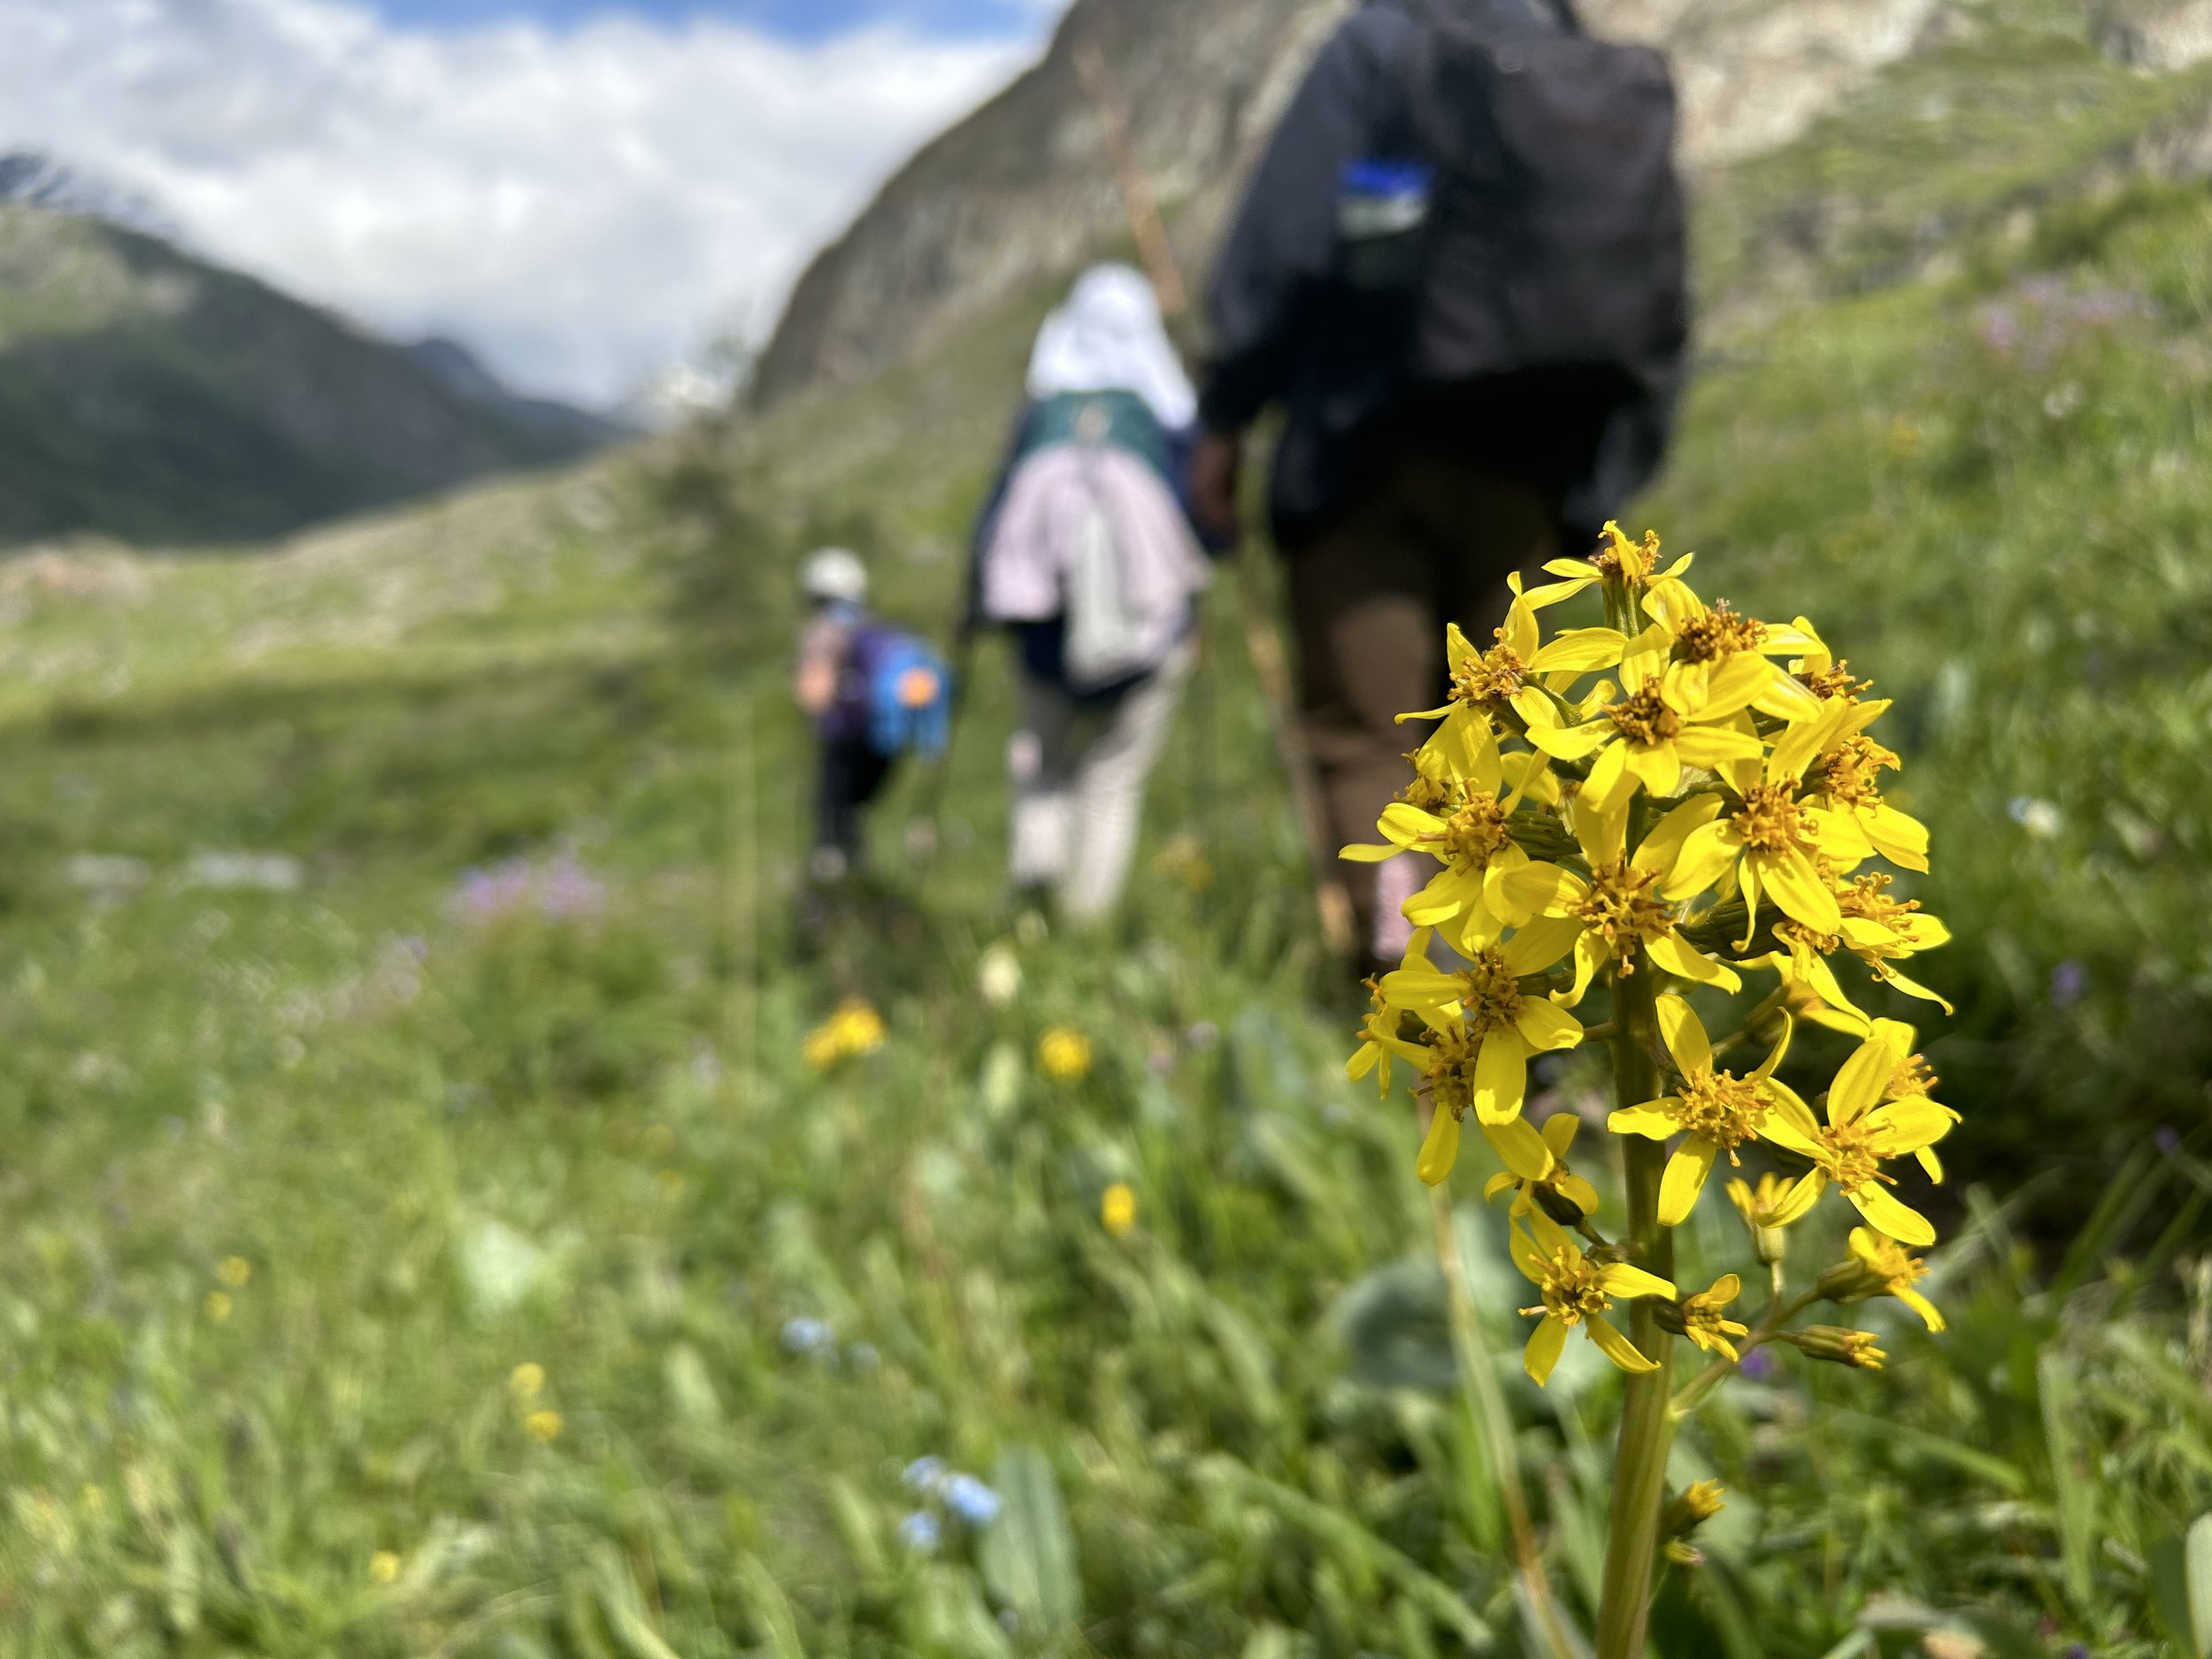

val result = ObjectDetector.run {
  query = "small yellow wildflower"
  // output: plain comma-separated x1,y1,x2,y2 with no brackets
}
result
1828,1227,1946,1333
1509,1210,1674,1385
1348,979,1424,1098
509,1362,545,1402
1037,1026,1092,1081
1609,997,1793,1225
1499,792,1740,1004
217,1256,252,1287
1341,720,1531,949
525,1409,564,1443
204,1291,232,1322
1668,1274,1750,1362
369,1549,402,1586
1762,1022,1955,1246
803,998,887,1071
1380,925,1583,1137
1100,1183,1137,1238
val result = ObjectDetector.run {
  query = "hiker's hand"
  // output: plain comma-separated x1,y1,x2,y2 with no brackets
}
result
1189,429,1243,548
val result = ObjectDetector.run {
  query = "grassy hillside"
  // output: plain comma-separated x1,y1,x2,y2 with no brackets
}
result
0,206,618,551
0,0,2207,1654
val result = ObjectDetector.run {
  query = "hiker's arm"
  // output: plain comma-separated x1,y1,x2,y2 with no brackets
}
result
1198,13,1404,438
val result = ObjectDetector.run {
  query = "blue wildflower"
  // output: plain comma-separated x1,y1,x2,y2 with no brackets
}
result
902,1455,949,1495
780,1316,835,1358
944,1472,1002,1527
897,1511,941,1554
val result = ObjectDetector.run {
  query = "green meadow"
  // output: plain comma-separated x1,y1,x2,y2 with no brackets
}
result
2,4,2212,1653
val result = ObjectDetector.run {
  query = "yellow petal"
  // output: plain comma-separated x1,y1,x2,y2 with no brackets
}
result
1599,1263,1678,1300
1633,795,1724,877
1655,994,1712,1078
1472,1031,1531,1125
1658,1138,1718,1226
1609,1100,1680,1140
1514,997,1584,1054
1524,1314,1570,1385
1659,819,1740,900
1587,1317,1660,1374
1532,627,1630,672
1482,1116,1555,1182
1827,1029,1903,1126
1499,861,1588,918
1770,1169,1825,1225
1624,741,1682,800
1582,737,1634,812
1503,914,1582,977
1645,932,1742,993
1541,1112,1580,1158
1417,1107,1463,1187
1527,720,1614,760
1756,847,1843,935
1848,1184,1935,1248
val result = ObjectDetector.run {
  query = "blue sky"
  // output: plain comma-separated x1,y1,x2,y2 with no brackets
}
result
371,0,1040,41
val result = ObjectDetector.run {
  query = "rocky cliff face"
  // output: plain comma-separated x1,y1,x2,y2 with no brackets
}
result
754,0,1948,409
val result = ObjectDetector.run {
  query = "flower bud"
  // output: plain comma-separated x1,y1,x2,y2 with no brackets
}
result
1662,1479,1725,1540
1790,1325,1886,1371
1814,1256,1886,1304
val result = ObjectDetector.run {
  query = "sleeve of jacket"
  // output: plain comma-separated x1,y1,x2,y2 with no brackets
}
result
1198,11,1411,434
964,402,1041,633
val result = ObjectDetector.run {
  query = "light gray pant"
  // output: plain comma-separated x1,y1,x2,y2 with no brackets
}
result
1008,639,1193,922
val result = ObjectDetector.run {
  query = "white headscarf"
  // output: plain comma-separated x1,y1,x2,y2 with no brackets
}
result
1025,263,1198,430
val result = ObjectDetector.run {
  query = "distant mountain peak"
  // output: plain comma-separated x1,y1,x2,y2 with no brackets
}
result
0,150,184,244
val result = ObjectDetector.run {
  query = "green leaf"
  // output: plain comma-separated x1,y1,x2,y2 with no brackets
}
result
2037,1348,2097,1610
2154,1513,2212,1659
978,1443,1082,1636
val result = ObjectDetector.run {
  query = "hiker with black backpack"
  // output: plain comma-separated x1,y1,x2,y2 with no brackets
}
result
1187,0,1687,973
794,547,952,884
969,264,1224,924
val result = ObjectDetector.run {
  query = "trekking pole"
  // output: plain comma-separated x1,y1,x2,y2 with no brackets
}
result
1072,41,1358,962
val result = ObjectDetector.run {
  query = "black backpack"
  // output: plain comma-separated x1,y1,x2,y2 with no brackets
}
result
1394,0,1687,387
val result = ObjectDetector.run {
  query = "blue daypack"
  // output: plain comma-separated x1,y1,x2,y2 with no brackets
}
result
848,625,953,760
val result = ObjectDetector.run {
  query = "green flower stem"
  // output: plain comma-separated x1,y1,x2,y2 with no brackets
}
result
1595,964,1674,1659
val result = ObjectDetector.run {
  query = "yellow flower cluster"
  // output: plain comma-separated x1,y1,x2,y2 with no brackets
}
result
803,998,887,1071
1344,525,1959,1386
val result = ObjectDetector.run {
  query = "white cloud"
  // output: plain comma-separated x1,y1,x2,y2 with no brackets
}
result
0,1,1048,403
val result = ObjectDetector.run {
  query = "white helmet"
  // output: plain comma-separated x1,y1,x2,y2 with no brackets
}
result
800,546,868,605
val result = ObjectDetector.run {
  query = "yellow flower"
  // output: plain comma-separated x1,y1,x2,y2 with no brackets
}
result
369,1550,402,1586
204,1290,232,1322
1481,1112,1600,1221
1347,972,1428,1098
1341,721,1534,949
1521,521,1686,609
1839,1226,1946,1332
1498,791,1740,1004
1761,1022,1955,1246
1381,923,1583,1142
1393,599,1552,747
1509,1210,1674,1385
1609,996,1794,1225
1802,733,1929,872
1661,703,1880,940
1671,1274,1750,1362
1833,872,1954,1013
509,1362,545,1402
525,1409,564,1443
1520,622,1768,812
1037,1026,1092,1081
217,1256,252,1287
1100,1183,1137,1238
804,999,887,1070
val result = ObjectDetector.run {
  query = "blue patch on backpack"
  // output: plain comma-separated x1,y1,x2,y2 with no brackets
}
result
850,626,952,759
